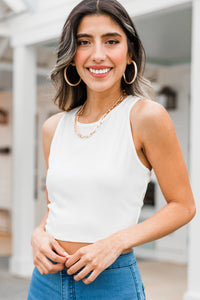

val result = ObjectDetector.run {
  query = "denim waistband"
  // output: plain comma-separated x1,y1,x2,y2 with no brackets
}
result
105,250,135,270
61,250,135,274
51,250,135,271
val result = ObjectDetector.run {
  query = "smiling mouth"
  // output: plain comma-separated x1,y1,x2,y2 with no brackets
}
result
88,68,112,75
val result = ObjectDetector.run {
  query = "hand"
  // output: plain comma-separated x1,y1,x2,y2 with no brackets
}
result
31,226,70,275
65,236,122,285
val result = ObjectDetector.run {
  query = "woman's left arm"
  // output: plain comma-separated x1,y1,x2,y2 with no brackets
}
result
66,101,196,284
116,100,196,250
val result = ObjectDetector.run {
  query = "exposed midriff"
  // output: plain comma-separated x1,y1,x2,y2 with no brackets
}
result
56,240,132,255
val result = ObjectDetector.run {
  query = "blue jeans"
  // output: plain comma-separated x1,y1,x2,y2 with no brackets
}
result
27,250,145,299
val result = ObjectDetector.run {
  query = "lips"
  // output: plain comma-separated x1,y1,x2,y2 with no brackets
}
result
89,67,111,74
87,66,112,77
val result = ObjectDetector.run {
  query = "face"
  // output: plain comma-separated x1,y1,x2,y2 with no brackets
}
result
74,14,131,94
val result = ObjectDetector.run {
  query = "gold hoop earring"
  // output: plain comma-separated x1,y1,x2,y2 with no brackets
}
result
123,60,137,85
64,63,82,86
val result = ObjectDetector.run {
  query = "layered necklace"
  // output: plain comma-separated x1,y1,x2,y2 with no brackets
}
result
74,94,125,138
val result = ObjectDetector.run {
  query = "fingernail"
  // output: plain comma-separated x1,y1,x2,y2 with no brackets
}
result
64,252,71,258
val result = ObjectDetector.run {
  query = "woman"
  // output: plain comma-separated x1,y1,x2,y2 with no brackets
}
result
28,0,196,299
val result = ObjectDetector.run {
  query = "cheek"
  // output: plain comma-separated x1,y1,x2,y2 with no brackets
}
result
111,47,129,69
112,53,128,74
114,53,127,65
74,51,87,77
74,51,86,66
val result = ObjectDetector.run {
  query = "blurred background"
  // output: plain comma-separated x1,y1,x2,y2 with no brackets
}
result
0,0,199,299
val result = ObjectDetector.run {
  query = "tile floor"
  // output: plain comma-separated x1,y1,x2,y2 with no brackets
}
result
138,260,187,300
0,232,187,300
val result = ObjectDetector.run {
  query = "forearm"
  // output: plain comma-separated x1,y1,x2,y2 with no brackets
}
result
31,213,48,246
38,213,48,230
111,201,195,253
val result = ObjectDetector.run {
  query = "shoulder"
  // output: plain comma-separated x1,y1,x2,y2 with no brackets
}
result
130,98,168,122
42,111,65,142
42,111,65,168
130,98,175,144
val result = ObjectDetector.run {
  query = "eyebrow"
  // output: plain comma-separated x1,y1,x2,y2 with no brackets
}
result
76,32,122,39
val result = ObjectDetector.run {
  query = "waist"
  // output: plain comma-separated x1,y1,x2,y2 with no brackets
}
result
56,240,132,255
45,210,141,243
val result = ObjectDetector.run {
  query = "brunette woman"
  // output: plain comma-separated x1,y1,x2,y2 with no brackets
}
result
28,1,195,299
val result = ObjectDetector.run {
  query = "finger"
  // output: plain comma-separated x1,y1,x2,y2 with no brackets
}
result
39,256,65,274
48,263,66,274
35,257,50,275
48,249,68,264
82,269,99,285
52,240,70,258
73,265,93,282
36,265,46,275
37,254,58,271
66,252,81,268
67,259,85,275
34,258,46,275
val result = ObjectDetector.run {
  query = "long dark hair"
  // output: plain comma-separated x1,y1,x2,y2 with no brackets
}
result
50,0,152,111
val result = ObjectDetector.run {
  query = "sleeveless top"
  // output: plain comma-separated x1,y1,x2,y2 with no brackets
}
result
45,95,151,243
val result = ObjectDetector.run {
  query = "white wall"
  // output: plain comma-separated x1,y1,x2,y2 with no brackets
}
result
0,85,58,230
0,90,12,210
0,91,12,232
35,84,59,226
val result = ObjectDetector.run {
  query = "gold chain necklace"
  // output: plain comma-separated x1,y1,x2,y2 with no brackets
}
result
74,94,125,138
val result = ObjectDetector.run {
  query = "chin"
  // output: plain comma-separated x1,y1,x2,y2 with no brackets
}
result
87,83,116,93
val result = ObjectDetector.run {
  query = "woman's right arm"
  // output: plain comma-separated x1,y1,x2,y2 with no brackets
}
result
31,112,70,275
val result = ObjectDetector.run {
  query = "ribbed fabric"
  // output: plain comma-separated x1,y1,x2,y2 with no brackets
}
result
45,95,151,243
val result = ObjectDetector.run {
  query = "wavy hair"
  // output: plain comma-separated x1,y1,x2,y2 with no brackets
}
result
50,0,152,111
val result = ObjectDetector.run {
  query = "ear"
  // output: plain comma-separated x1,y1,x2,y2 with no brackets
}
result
127,50,132,65
127,42,134,63
127,55,132,65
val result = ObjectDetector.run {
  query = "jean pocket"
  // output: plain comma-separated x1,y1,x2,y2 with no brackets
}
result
129,263,146,300
96,266,139,299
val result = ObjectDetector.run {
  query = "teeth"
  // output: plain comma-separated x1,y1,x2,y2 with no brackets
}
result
89,68,111,74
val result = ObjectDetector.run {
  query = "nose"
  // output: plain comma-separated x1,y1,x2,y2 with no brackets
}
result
91,42,106,63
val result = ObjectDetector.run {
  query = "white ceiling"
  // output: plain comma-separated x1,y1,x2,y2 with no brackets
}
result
0,4,192,90
0,0,35,20
135,5,192,65
0,0,12,20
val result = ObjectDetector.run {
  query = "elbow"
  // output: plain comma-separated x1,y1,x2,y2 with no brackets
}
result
186,202,196,223
191,204,196,219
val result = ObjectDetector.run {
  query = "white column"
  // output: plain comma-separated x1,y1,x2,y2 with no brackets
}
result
184,1,200,299
9,45,36,277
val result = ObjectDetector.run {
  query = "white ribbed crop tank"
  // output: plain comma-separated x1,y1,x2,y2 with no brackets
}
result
45,95,151,243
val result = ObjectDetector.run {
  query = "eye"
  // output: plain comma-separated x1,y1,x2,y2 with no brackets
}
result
77,40,90,46
106,40,120,45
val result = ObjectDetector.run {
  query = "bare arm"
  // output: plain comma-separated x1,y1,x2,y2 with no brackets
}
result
31,112,70,275
110,100,196,250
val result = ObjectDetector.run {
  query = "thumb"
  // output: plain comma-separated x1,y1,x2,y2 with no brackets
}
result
51,240,71,258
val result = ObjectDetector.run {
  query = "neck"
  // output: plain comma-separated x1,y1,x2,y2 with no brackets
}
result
82,88,124,118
